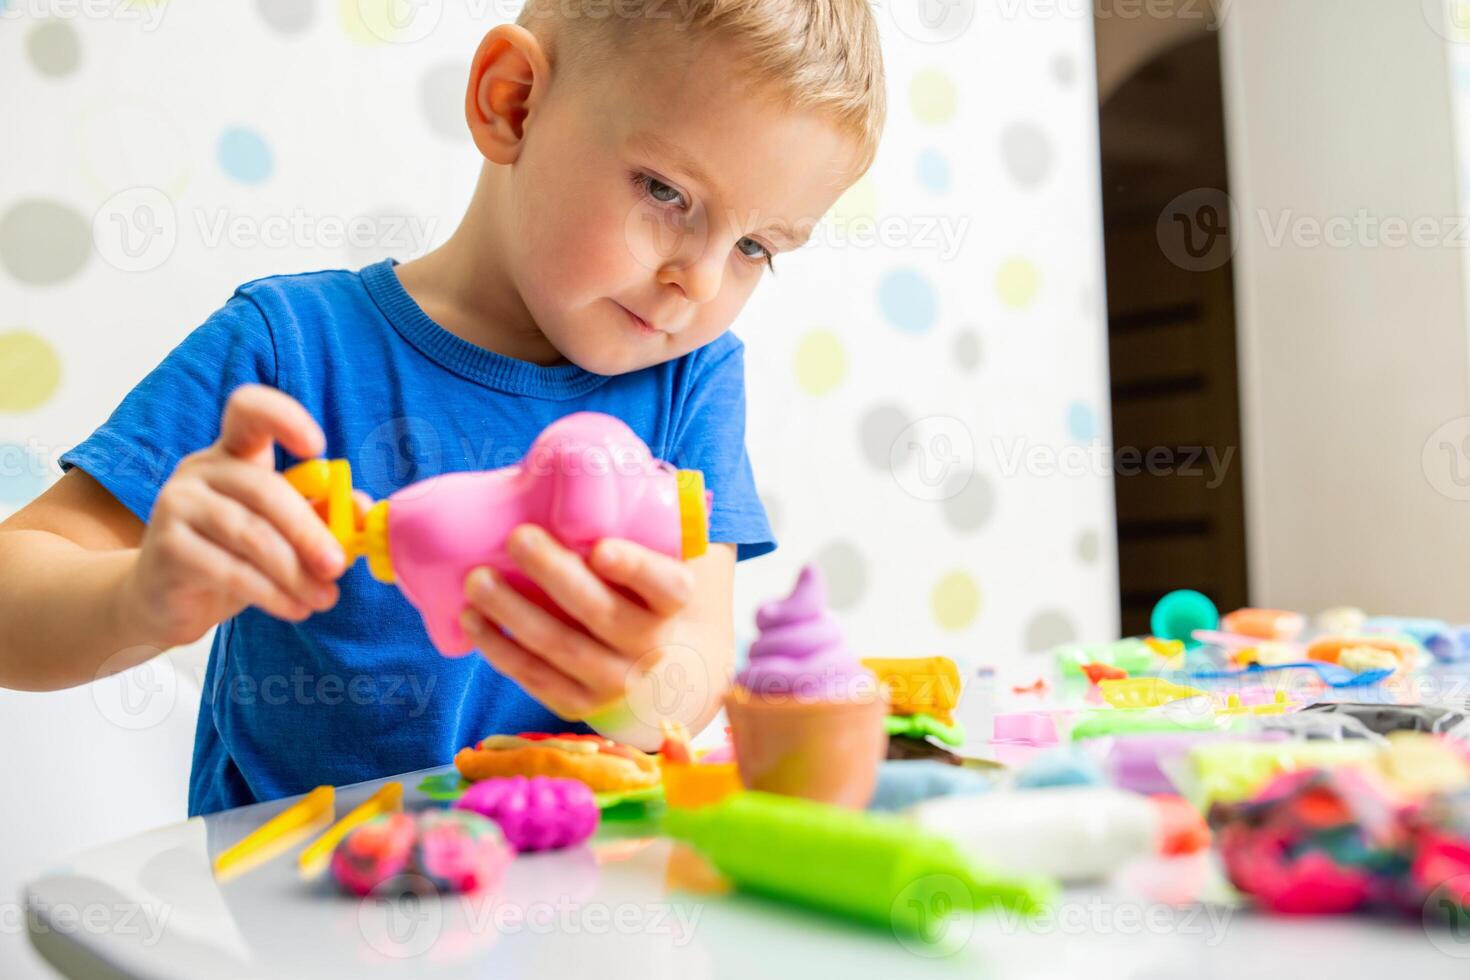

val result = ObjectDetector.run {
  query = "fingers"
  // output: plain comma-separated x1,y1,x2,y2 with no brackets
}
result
185,490,339,614
505,525,653,648
463,567,632,694
458,607,611,719
202,459,346,579
217,385,325,464
588,538,694,618
160,521,313,622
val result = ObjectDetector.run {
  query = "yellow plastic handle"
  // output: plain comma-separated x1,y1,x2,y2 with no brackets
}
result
283,459,395,583
296,781,403,880
213,785,335,880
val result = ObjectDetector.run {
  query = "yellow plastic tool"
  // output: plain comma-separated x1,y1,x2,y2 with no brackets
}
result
284,459,395,582
1217,690,1290,716
1143,636,1184,658
213,785,335,880
675,469,709,560
859,656,961,723
1098,677,1207,709
297,782,404,880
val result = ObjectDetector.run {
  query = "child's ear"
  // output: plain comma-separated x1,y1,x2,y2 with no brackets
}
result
466,24,550,165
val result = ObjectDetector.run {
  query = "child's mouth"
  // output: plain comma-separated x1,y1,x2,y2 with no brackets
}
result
616,302,661,337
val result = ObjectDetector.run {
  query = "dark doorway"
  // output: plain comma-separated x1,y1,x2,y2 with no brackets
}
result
1097,34,1249,635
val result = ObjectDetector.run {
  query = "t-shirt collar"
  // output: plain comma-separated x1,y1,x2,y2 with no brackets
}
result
360,259,610,400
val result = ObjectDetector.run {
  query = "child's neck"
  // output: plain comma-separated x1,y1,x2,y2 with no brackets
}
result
394,168,570,368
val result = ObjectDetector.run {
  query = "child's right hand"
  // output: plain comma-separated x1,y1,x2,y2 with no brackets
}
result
121,385,348,646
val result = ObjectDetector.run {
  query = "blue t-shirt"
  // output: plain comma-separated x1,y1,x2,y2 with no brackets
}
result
61,259,775,816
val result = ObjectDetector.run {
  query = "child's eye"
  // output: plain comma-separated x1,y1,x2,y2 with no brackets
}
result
737,236,776,271
632,171,687,209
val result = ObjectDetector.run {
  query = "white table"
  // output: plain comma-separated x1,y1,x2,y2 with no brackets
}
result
24,763,1470,979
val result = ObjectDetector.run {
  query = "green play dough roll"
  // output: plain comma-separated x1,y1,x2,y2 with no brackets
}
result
662,791,1053,933
1054,638,1157,676
884,712,965,746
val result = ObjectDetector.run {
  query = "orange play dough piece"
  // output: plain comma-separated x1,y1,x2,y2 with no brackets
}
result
1220,608,1305,641
1306,635,1417,665
454,737,660,792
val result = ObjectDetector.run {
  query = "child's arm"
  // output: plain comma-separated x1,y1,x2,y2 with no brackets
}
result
459,526,737,745
0,386,347,691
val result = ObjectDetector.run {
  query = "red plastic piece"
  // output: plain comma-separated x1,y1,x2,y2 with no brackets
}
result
1012,678,1049,696
1150,794,1211,855
1081,662,1128,684
511,731,645,763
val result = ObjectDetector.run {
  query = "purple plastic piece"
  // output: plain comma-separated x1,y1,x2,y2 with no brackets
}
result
454,776,600,852
1102,731,1287,795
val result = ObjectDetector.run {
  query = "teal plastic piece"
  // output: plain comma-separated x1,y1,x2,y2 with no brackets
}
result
1054,638,1156,677
885,712,965,747
1150,590,1220,650
1069,708,1218,741
662,791,1053,933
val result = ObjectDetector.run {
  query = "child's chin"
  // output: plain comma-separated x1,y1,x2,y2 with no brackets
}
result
559,342,654,378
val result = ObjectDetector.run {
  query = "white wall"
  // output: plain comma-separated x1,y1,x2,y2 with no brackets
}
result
1221,0,1470,619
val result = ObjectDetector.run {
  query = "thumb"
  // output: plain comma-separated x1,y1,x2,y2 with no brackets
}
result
217,384,325,465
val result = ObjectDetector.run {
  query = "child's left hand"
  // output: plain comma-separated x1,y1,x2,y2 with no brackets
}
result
458,524,724,722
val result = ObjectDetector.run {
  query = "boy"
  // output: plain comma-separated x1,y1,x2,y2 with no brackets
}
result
0,0,885,815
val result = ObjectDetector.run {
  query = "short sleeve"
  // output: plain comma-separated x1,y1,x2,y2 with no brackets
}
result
667,334,776,562
59,295,277,524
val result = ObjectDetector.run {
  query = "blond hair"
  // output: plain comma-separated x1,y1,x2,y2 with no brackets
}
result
517,0,886,175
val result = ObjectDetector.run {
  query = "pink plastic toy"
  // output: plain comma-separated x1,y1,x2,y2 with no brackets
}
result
285,412,711,654
454,776,600,851
992,712,1060,747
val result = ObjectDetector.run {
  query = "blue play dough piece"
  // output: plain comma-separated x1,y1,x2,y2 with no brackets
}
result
1015,747,1105,789
867,760,992,812
1426,626,1470,664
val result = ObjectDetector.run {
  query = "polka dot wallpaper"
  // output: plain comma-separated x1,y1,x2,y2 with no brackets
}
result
1,3,1117,679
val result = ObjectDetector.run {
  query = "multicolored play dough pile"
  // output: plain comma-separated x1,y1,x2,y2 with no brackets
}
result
1209,765,1470,921
330,810,511,897
986,591,1470,920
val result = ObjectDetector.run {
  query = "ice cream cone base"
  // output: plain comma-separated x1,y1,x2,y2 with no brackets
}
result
724,689,889,809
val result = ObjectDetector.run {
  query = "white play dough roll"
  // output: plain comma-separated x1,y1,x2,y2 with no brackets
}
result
907,787,1163,883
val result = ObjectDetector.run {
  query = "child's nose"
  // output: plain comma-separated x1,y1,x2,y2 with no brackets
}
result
657,246,726,306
